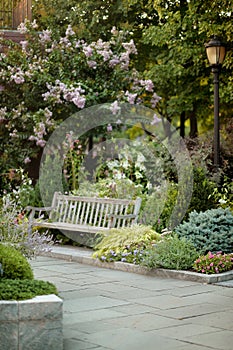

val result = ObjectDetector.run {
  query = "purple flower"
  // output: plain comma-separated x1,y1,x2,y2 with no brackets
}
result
151,114,161,125
140,79,154,92
65,25,75,37
36,139,46,147
83,46,93,57
24,157,31,164
110,101,121,115
39,30,52,43
107,124,112,132
87,60,97,69
125,91,137,104
72,96,86,109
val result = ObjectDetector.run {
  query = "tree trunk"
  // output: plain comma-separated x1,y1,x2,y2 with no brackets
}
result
180,111,185,138
189,111,198,138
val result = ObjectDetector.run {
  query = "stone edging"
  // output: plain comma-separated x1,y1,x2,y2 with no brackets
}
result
44,248,233,284
0,294,63,350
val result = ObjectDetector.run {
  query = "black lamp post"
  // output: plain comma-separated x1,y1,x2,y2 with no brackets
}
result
205,35,226,169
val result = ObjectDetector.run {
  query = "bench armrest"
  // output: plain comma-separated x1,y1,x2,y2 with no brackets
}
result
26,206,54,230
107,214,137,228
26,206,53,212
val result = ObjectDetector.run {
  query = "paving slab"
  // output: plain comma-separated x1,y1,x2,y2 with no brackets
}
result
30,249,233,350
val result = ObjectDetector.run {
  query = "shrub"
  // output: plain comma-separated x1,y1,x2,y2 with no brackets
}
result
0,244,33,280
141,234,200,270
184,167,218,217
93,224,161,264
193,251,233,274
76,178,144,199
0,197,55,259
175,208,233,254
0,279,58,300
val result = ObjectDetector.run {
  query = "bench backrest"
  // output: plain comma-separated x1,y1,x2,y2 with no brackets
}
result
50,192,141,229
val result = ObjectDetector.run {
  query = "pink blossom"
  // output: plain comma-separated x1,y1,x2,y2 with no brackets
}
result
100,49,112,61
20,40,28,51
65,25,75,37
36,139,46,147
140,79,154,92
12,73,25,84
210,262,214,267
109,57,120,67
39,30,52,43
151,114,162,125
17,22,28,34
110,101,121,115
122,40,137,55
107,124,112,132
83,46,93,57
111,27,118,36
72,96,86,109
151,93,162,108
87,60,97,69
24,157,31,164
125,91,137,104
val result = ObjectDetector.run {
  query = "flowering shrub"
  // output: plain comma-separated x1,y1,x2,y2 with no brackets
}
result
0,20,161,191
193,251,233,274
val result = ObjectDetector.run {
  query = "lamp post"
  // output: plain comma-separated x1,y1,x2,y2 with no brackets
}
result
205,35,226,169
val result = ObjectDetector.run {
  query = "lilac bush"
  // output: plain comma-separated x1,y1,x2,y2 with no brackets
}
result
0,20,161,186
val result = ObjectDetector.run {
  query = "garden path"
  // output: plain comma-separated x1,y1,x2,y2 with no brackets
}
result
30,247,233,350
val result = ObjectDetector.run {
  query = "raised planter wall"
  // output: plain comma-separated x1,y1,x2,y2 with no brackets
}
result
0,294,63,350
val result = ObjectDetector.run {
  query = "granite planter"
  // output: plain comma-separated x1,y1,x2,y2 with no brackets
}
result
0,294,63,350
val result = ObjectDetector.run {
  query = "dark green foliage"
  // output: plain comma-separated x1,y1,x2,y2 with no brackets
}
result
0,279,58,300
141,235,200,270
175,208,233,254
0,244,34,280
186,167,217,217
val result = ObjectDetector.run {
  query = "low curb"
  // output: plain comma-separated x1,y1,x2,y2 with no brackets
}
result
43,246,233,285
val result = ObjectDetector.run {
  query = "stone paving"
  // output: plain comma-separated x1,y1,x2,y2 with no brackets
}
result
30,247,233,350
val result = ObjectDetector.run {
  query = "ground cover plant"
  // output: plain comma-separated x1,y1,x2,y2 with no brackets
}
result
140,234,200,271
93,224,161,264
0,279,58,301
193,251,233,274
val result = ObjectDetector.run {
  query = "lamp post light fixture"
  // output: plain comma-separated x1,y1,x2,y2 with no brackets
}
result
205,35,226,169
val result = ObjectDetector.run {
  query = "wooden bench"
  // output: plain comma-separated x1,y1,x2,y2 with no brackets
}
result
27,192,142,243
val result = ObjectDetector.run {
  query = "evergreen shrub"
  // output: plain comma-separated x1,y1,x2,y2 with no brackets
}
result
175,208,233,254
0,244,33,280
0,279,58,300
